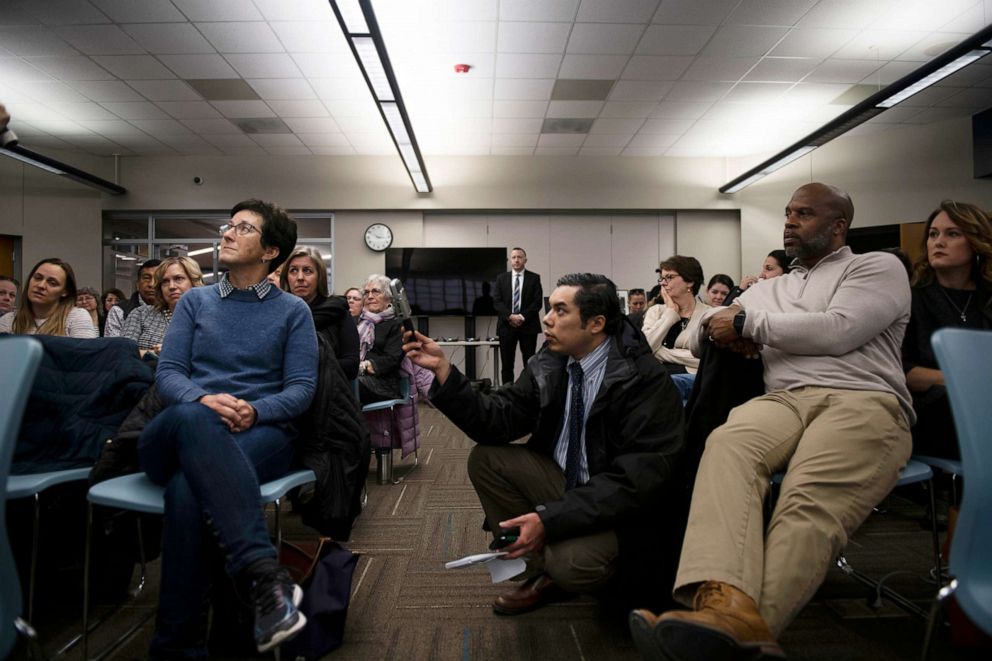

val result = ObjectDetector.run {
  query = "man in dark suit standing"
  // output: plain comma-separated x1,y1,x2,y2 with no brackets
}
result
493,247,543,384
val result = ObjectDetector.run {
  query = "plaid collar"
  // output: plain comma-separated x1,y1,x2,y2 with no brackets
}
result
218,272,272,300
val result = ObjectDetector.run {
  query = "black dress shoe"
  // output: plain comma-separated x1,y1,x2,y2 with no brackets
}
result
492,573,572,615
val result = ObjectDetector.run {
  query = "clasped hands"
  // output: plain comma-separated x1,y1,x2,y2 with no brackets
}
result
508,313,525,327
199,393,256,432
704,307,762,359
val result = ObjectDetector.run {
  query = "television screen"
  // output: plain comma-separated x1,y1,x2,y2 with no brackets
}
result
384,247,507,316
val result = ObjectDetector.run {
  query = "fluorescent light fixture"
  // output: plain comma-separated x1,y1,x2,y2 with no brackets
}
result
333,0,369,33
877,49,989,108
116,255,137,261
721,24,992,194
353,37,394,101
329,0,432,193
0,143,126,194
186,247,215,257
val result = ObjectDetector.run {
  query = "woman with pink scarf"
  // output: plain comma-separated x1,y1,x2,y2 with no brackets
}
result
356,273,404,404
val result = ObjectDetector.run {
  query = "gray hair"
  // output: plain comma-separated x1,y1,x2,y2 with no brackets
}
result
364,273,393,303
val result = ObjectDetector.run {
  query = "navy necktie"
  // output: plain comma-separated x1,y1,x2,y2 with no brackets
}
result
565,362,585,490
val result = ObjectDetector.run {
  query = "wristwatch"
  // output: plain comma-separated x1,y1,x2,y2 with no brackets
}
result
733,310,747,337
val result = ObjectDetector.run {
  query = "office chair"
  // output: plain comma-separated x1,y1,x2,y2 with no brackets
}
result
922,328,992,657
0,336,45,660
361,376,417,484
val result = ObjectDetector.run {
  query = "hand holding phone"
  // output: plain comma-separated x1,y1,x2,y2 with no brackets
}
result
489,526,521,551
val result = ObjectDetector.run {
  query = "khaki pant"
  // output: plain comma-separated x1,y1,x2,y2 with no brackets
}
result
674,387,911,635
467,444,619,593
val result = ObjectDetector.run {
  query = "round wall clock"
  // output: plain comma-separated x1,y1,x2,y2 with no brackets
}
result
364,223,393,251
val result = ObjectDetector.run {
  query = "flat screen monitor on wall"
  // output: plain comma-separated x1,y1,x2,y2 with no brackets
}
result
384,247,507,316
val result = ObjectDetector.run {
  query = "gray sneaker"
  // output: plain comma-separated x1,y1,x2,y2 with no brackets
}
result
251,567,307,653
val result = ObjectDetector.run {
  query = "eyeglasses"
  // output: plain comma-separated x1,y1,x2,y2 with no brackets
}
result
345,295,363,302
218,221,259,237
362,288,384,297
658,274,680,284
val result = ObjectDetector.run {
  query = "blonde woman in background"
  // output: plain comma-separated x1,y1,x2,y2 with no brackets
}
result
122,256,204,356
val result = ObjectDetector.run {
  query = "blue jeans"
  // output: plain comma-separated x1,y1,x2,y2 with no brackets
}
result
669,372,696,406
138,402,295,658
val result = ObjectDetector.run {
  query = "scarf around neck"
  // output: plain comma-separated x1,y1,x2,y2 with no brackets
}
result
358,306,395,360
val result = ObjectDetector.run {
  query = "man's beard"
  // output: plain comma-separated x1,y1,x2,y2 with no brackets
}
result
785,225,833,260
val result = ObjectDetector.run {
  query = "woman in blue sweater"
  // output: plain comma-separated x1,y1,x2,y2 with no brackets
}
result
138,200,317,658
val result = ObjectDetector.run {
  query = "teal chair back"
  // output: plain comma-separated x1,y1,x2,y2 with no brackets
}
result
931,328,992,635
0,337,44,658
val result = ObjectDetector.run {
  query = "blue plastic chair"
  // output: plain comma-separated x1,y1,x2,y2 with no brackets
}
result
922,328,992,654
80,468,316,658
7,467,92,622
0,337,45,659
912,454,963,505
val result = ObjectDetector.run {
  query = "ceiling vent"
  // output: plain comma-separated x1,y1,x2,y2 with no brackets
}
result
231,118,292,134
186,79,261,101
551,79,615,100
541,118,595,134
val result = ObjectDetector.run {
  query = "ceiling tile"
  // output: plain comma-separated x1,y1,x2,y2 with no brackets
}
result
870,0,974,32
804,59,882,84
721,82,791,103
219,145,266,155
725,0,818,26
196,22,284,54
652,0,736,25
535,146,580,154
108,134,173,153
896,85,964,108
0,27,79,56
158,54,240,79
552,79,615,100
492,146,535,155
283,116,341,133
91,0,187,22
12,105,74,122
71,80,144,102
681,57,760,82
266,99,330,117
210,100,276,118
55,25,144,55
744,57,820,82
26,0,109,26
904,106,969,124
939,1,989,32
494,100,549,118
499,0,580,22
172,0,264,22
498,22,571,54
577,0,659,23
202,133,257,147
225,54,303,78
579,146,623,155
128,80,202,101
252,0,336,21
269,22,348,54
23,56,113,80
798,0,894,29
781,82,853,106
377,0,498,22
494,78,556,99
309,77,370,100
45,101,119,121
558,54,628,79
186,78,260,100
495,53,562,78
492,117,543,133
640,118,695,134
247,78,316,100
547,100,604,117
650,101,712,119
76,119,148,135
590,117,645,133
121,23,215,55
182,118,243,134
99,101,170,119
622,147,671,156
14,81,90,103
491,133,539,147
897,32,971,62
157,101,222,119
936,87,992,109
664,81,734,102
833,30,927,60
860,60,919,86
328,97,380,119
769,28,857,58
230,116,291,134
309,145,356,155
609,80,673,101
538,133,586,147
702,26,789,57
0,58,54,83
582,133,631,147
93,56,176,79
627,133,680,148
128,118,194,135
296,133,351,147
622,55,694,80
20,119,90,136
637,25,716,56
566,23,644,54
600,101,656,118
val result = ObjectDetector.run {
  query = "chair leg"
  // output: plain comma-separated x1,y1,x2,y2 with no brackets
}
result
375,448,393,485
133,514,147,596
273,497,283,551
921,579,957,660
28,492,40,624
925,478,944,586
14,617,44,661
82,502,94,660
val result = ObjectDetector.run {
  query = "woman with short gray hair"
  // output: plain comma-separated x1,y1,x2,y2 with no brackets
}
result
356,273,403,403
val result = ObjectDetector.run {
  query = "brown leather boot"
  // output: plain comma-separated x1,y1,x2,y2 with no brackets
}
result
492,573,572,615
629,581,785,661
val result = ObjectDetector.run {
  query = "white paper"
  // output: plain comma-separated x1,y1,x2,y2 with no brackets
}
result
444,552,528,583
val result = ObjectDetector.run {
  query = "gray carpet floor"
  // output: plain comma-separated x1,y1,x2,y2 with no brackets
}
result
9,403,989,660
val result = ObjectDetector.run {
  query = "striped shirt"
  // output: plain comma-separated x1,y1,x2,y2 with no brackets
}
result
219,272,271,300
122,305,172,350
552,337,611,485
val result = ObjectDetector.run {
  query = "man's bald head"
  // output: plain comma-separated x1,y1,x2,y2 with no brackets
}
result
794,183,854,232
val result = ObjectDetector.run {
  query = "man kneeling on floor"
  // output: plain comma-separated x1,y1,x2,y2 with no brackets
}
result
629,183,914,660
403,273,684,614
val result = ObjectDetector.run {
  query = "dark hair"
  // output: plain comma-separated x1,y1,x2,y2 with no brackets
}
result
707,274,734,291
101,287,125,306
555,273,622,336
628,288,645,297
912,200,992,288
511,247,527,257
138,258,161,275
0,274,19,290
767,250,792,274
659,255,705,295
231,199,297,274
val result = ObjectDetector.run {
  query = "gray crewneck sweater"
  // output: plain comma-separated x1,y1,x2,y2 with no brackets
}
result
691,246,914,425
